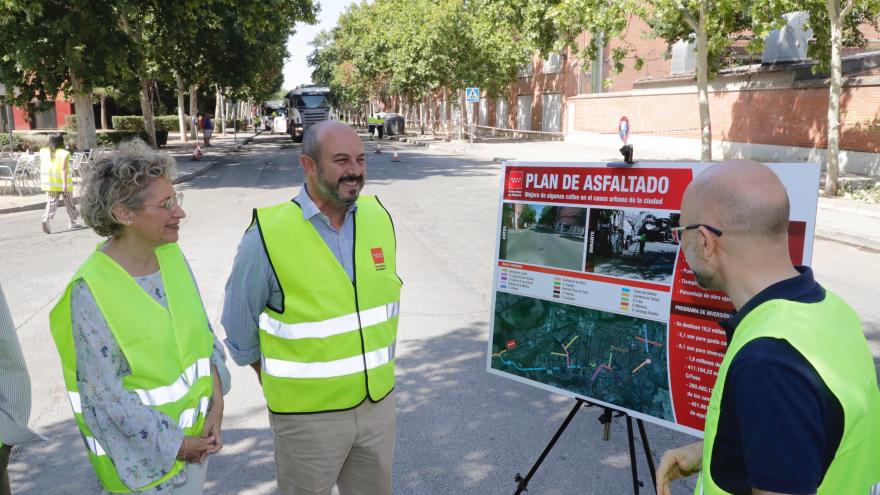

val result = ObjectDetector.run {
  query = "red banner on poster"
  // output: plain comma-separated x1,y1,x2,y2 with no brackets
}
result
503,166,693,210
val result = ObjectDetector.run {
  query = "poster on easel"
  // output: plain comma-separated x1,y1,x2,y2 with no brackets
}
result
487,161,820,436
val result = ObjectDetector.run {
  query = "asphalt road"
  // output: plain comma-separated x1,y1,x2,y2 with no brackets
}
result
1,134,877,495
505,229,585,271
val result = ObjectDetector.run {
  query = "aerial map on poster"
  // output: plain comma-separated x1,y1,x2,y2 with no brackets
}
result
487,161,821,435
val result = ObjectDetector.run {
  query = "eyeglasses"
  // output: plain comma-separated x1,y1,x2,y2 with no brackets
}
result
671,224,723,243
144,193,184,212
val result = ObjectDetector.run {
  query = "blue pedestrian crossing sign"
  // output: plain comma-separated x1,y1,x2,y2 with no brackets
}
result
466,87,480,103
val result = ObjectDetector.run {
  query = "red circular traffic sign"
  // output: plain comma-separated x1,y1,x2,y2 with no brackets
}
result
619,116,630,144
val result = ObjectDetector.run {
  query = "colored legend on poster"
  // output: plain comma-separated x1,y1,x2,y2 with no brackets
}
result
620,287,631,311
500,268,508,289
553,277,562,299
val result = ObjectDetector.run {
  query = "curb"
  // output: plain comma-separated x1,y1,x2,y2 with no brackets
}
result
817,198,880,220
815,227,880,251
0,134,258,215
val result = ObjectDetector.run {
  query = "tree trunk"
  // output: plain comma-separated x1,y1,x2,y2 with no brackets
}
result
825,10,844,196
139,75,157,148
214,87,221,125
100,95,108,130
419,100,425,135
175,74,187,143
696,12,712,161
189,85,198,142
69,71,97,151
458,88,467,140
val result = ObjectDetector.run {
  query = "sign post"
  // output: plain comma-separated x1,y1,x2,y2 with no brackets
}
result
466,87,480,146
618,116,630,144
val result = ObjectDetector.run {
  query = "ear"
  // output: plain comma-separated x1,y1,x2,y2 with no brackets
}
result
299,153,317,176
696,225,719,260
111,203,134,226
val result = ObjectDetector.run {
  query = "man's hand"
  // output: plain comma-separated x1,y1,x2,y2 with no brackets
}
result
656,441,703,495
250,360,262,384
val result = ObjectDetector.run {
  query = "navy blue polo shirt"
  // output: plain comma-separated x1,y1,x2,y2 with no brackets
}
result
713,266,844,495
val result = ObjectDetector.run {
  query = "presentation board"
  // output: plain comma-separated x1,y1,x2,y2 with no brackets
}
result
487,161,821,436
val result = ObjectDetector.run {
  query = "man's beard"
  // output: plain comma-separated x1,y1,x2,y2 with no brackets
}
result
316,164,363,206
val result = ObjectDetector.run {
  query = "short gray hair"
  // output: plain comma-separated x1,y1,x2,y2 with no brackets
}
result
301,124,323,162
80,139,177,237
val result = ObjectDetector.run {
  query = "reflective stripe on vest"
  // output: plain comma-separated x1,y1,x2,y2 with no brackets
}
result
40,148,71,192
259,302,399,340
696,293,880,494
49,243,215,492
262,343,395,379
254,196,401,413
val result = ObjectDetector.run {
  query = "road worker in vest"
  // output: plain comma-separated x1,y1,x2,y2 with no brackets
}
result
222,120,401,495
656,160,880,495
39,132,83,233
49,140,231,494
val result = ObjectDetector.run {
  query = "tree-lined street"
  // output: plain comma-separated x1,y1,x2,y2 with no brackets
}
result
1,135,877,494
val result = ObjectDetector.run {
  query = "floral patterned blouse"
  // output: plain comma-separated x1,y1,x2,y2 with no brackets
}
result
71,268,230,494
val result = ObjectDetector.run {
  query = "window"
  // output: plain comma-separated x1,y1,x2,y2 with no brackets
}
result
517,62,534,78
516,95,533,131
541,94,562,133
542,52,563,74
496,98,508,128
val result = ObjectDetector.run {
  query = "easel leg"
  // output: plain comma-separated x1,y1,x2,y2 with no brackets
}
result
637,419,658,492
513,399,584,494
626,415,643,494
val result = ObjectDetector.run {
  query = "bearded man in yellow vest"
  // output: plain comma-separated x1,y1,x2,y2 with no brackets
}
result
223,120,401,495
656,160,880,495
39,133,83,233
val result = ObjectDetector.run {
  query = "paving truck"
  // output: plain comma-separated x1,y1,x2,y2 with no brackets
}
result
284,85,331,142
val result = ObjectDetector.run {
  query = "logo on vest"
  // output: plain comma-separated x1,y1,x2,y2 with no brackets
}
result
371,247,386,271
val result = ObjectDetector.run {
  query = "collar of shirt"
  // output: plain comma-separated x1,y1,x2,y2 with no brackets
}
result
719,265,825,342
295,184,358,227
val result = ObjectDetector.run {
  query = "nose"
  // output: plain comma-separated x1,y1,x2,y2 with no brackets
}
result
173,204,186,219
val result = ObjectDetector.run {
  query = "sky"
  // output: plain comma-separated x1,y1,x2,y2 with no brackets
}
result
282,0,354,90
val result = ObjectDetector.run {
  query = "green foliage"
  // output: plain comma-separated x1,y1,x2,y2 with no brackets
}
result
750,1,880,73
112,115,185,132
519,204,537,227
224,119,247,131
842,181,880,203
308,0,534,109
64,114,77,132
89,129,165,147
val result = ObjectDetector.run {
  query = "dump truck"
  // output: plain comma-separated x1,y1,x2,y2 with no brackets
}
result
284,85,331,142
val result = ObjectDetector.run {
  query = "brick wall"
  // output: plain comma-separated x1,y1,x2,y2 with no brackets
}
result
571,83,880,152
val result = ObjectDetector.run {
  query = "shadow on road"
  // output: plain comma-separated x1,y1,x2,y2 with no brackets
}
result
394,323,692,494
9,417,277,494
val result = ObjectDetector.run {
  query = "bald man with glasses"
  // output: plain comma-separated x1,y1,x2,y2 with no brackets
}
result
657,160,880,495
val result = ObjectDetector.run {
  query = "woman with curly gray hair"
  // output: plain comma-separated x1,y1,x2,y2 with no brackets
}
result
48,140,230,494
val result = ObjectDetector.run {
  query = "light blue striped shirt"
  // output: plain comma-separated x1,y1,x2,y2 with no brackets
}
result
222,185,357,366
0,283,44,446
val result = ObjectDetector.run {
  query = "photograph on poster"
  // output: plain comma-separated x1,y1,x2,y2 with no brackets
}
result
490,291,673,421
584,208,680,284
498,203,587,271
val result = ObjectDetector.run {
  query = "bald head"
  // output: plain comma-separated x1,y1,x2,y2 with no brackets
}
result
682,160,789,240
302,120,359,162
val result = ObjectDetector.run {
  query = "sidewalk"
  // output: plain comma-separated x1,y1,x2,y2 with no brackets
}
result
0,130,257,215
392,133,880,251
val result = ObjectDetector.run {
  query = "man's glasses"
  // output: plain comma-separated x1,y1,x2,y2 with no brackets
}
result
144,193,184,212
671,224,723,243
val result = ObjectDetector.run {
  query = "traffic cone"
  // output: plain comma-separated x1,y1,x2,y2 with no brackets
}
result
375,142,383,154
191,143,203,161
391,149,400,162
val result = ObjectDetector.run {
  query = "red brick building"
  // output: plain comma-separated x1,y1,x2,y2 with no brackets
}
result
465,15,880,176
